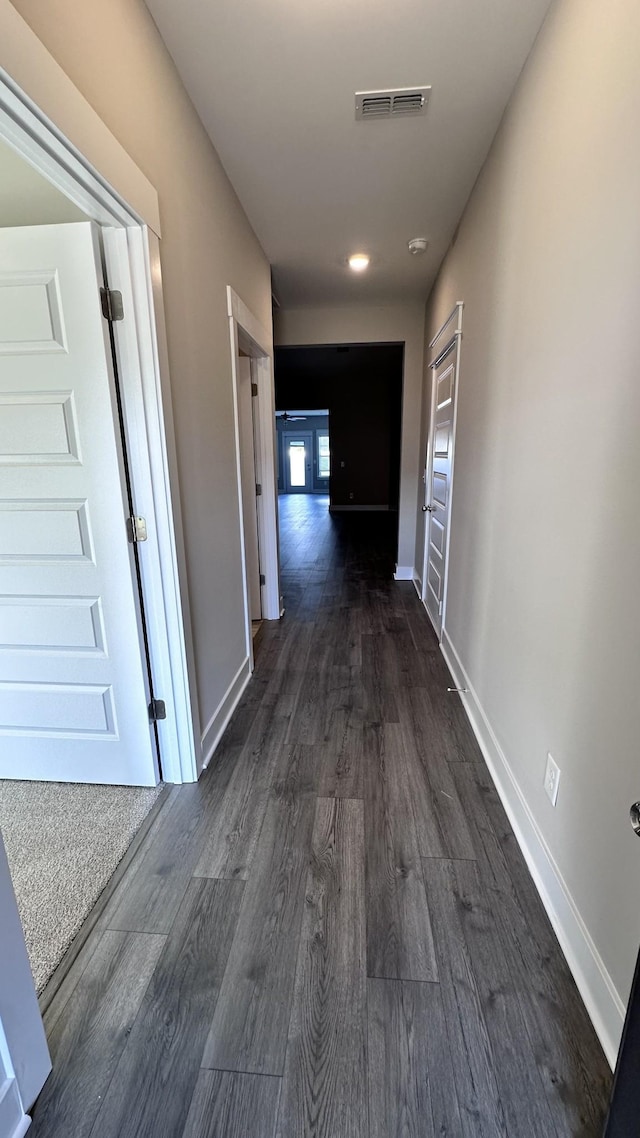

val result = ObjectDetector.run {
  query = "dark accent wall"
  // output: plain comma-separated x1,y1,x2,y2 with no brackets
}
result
274,345,403,511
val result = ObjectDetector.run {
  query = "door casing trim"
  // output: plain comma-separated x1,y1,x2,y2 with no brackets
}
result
0,28,200,783
227,285,281,636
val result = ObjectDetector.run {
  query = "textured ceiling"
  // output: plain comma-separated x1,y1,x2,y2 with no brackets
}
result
145,0,552,306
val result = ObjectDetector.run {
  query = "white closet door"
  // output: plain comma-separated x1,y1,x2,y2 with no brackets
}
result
0,222,159,785
424,338,458,639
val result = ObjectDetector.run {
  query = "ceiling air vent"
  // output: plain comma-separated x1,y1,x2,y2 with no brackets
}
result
355,87,431,121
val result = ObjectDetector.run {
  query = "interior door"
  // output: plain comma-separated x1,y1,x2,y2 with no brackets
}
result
284,431,313,493
0,222,159,785
422,336,459,639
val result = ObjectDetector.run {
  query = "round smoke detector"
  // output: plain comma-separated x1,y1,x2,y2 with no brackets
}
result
408,237,428,255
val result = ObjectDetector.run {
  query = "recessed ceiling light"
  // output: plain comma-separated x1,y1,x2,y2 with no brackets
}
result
348,253,370,272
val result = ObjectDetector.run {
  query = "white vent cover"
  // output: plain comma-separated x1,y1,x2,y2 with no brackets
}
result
355,87,431,121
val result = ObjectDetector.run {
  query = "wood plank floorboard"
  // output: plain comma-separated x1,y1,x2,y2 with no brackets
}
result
364,722,438,982
368,977,463,1138
181,1070,281,1138
194,709,290,880
452,761,611,1133
89,879,244,1138
30,496,610,1138
275,797,367,1138
428,857,562,1138
30,931,165,1138
202,744,318,1075
421,856,509,1138
316,709,365,798
99,759,237,935
399,686,477,860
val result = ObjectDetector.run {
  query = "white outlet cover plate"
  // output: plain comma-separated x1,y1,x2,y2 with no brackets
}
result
544,752,561,806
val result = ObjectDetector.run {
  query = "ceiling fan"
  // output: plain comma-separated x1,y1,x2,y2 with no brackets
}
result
276,411,307,421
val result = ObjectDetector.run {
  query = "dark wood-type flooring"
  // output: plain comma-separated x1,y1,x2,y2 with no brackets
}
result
31,494,611,1137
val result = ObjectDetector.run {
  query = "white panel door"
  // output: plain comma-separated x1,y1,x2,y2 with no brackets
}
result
0,222,159,785
423,338,459,639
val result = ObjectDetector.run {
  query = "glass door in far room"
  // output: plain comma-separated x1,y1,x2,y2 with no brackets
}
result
283,432,313,493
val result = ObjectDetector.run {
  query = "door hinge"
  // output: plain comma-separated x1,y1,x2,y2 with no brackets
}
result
259,573,266,586
148,698,167,722
100,287,124,322
251,382,258,397
126,515,148,543
256,483,262,496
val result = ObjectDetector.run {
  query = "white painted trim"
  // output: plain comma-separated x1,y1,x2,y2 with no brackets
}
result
0,1,160,233
440,628,624,1070
0,836,50,1112
228,322,254,668
329,504,390,512
200,656,252,771
227,288,273,355
9,1116,31,1138
412,573,422,598
393,565,415,581
0,1074,28,1138
429,300,464,351
226,286,280,623
252,355,281,621
103,228,199,784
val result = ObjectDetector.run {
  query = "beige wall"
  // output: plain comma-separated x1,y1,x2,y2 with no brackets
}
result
8,0,273,747
275,304,425,570
422,0,640,1062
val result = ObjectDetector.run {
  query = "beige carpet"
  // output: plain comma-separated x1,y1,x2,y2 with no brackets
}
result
0,780,164,993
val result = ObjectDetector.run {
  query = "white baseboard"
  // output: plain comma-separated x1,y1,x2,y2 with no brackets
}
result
441,627,625,1071
199,656,252,773
412,573,422,597
393,565,415,581
329,504,389,512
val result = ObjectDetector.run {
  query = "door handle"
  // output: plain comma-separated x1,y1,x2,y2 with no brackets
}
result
422,504,436,513
630,802,640,836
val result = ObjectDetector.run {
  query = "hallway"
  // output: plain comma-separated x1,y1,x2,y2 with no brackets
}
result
31,495,610,1137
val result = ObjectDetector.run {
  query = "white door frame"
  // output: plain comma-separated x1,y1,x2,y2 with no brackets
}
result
227,286,281,646
0,49,200,783
421,301,464,640
0,832,51,1125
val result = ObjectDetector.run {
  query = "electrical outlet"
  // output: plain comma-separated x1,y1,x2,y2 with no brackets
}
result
544,752,561,807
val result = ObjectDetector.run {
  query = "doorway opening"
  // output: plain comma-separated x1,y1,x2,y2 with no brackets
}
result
226,286,280,682
236,350,263,645
0,133,176,999
274,344,404,559
276,410,330,496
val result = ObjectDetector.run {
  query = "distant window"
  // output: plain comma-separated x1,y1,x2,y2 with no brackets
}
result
317,433,330,478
